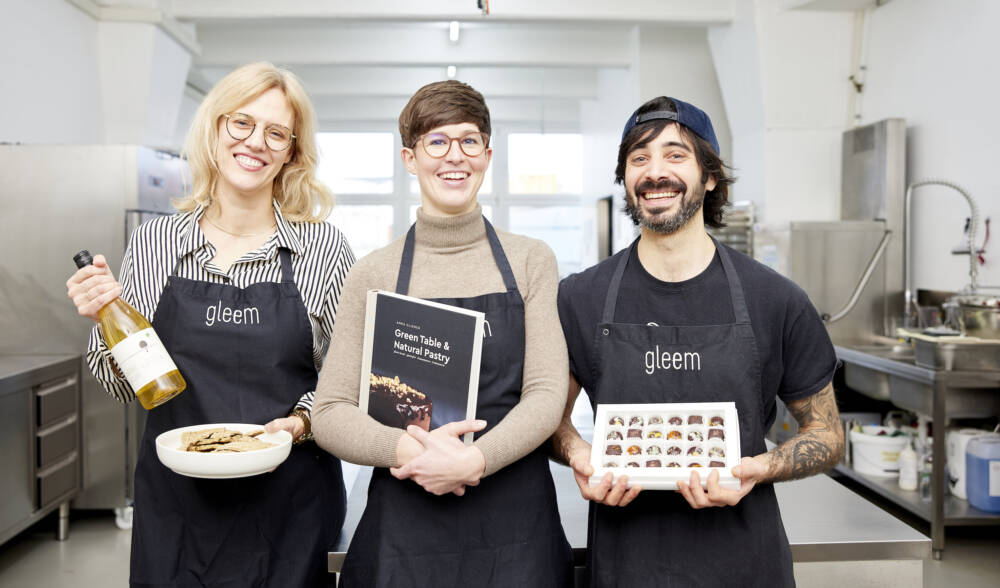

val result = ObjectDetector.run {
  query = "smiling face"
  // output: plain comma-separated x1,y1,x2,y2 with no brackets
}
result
402,122,492,217
623,123,717,235
214,87,294,203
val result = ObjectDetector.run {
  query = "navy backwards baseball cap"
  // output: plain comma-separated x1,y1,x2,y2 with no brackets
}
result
620,97,719,155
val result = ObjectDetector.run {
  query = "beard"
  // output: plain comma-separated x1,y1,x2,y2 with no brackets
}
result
624,177,706,235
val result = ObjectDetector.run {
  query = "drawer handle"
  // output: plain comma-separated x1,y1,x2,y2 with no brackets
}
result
36,377,77,397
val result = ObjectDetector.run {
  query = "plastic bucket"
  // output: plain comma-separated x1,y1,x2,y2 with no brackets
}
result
850,425,910,477
966,433,1000,513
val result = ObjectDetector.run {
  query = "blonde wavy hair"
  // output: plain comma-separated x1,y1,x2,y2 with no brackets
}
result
174,62,333,222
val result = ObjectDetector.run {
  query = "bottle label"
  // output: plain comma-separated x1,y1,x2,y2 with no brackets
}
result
109,328,179,391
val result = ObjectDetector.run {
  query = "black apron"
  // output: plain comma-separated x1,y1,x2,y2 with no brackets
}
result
130,244,346,588
587,239,793,588
339,218,572,588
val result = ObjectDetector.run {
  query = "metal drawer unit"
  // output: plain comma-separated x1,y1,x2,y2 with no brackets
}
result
0,355,82,547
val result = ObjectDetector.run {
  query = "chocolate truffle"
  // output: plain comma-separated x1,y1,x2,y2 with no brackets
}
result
668,416,683,426
709,446,725,459
666,462,682,468
606,444,622,456
609,416,625,426
687,446,704,457
688,431,704,442
646,460,662,468
649,416,664,425
647,430,663,439
607,430,623,440
627,428,643,439
707,428,725,441
667,430,682,440
629,416,644,427
709,416,725,427
709,461,726,468
626,461,640,468
666,445,682,456
627,445,642,455
688,462,703,468
688,415,704,425
603,461,619,468
647,445,663,455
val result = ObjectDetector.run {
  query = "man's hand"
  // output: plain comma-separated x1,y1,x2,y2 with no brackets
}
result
676,456,766,508
567,440,641,507
264,415,305,439
390,420,487,496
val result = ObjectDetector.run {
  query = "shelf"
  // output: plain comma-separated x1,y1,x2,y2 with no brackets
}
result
833,463,1000,525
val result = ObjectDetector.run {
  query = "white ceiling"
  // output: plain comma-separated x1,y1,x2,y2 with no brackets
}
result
88,0,744,128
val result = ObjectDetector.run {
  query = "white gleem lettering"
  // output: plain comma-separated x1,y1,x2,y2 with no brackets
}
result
643,346,703,374
205,301,260,327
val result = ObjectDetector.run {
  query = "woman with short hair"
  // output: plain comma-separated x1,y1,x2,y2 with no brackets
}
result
312,80,573,587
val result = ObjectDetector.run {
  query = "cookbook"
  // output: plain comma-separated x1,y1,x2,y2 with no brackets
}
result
359,290,485,444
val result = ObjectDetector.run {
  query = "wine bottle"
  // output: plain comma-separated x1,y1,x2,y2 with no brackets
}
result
73,250,186,409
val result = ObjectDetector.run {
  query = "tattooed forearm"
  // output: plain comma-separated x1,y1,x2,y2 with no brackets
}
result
764,383,844,482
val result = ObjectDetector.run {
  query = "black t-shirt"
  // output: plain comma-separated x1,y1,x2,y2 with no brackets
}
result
557,242,837,430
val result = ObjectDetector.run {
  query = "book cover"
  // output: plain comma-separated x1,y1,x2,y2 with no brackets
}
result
359,290,485,444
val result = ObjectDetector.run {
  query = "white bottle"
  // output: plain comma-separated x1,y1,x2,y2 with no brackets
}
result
898,437,918,491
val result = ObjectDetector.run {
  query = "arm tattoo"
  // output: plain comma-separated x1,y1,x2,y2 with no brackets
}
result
766,383,844,482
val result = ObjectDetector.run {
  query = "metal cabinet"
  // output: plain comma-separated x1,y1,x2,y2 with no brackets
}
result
0,355,82,546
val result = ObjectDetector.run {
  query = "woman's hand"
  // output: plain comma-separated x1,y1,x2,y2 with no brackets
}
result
390,420,487,496
66,254,122,322
265,415,305,439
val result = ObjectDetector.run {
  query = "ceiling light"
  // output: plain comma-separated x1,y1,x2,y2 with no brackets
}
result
449,21,460,43
446,65,457,79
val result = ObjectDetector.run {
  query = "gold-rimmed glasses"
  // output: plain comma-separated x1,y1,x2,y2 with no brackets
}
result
223,113,296,151
415,131,489,158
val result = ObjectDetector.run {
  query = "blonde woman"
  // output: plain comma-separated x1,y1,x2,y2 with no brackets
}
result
65,62,354,586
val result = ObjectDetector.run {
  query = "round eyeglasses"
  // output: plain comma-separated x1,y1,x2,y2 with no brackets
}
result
416,132,489,158
223,113,296,151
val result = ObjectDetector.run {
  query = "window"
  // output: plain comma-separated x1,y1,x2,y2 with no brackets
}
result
507,134,582,195
328,205,394,259
508,205,590,277
317,133,394,194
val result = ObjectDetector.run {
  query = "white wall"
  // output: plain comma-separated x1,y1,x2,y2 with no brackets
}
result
1,0,103,144
709,0,854,223
0,1,191,150
862,0,999,292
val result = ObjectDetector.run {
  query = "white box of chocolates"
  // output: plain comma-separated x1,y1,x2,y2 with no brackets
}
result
588,402,742,491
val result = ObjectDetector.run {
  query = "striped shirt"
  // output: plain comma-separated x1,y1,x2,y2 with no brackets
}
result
86,201,355,414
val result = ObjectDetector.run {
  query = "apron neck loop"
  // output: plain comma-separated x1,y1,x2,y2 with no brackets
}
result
600,236,751,325
395,216,519,296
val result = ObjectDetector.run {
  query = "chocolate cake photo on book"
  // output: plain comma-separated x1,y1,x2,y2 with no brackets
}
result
367,373,433,431
359,290,485,443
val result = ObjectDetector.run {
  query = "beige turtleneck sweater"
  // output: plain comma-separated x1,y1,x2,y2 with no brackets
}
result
312,205,569,477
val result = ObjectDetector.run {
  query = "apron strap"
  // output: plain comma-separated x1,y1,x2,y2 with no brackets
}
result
600,236,751,325
395,216,518,295
712,237,751,325
600,238,638,324
277,248,296,284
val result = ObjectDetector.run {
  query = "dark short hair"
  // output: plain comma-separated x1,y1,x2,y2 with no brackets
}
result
398,80,492,148
614,97,735,228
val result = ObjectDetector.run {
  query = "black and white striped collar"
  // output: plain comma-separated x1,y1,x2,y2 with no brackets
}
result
178,200,306,261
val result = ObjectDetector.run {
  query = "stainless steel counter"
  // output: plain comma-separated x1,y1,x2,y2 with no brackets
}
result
836,343,1000,559
329,463,929,580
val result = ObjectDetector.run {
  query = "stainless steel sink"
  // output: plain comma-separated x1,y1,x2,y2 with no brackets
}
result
841,344,914,401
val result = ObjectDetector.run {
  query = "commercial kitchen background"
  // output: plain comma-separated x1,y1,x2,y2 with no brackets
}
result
1,0,998,586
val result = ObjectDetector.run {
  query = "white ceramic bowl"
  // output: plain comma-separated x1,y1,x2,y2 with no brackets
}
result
156,423,293,479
